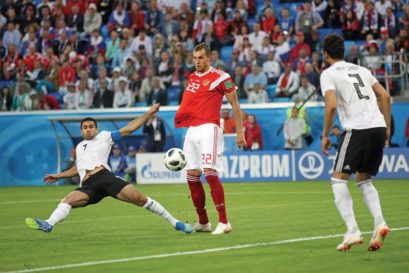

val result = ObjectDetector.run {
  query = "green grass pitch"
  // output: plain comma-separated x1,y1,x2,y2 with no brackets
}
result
0,180,408,273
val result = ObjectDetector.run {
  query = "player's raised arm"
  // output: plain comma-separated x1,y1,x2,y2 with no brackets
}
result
372,82,391,145
225,89,247,148
322,90,337,156
43,166,78,184
119,103,160,137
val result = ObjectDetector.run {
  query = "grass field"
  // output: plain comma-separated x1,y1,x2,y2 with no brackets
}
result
0,180,408,273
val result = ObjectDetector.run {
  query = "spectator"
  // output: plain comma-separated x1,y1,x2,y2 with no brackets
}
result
109,144,127,178
20,4,39,34
263,50,281,84
276,63,300,98
129,0,145,34
323,0,340,28
199,24,218,51
295,1,324,46
376,0,393,19
279,8,295,36
124,146,136,183
261,8,277,35
105,31,120,64
230,0,248,21
26,59,45,88
362,41,382,71
248,23,268,51
244,114,263,151
256,36,275,61
342,10,360,40
248,83,268,104
298,76,317,101
161,11,180,43
66,3,84,33
399,4,409,31
284,107,305,150
233,25,249,52
330,125,343,149
83,3,102,35
274,33,291,63
346,44,359,64
289,32,311,64
63,82,77,110
229,10,247,36
3,21,21,50
144,0,164,36
178,2,194,26
113,77,133,108
221,108,236,133
383,7,397,38
147,77,167,106
292,47,311,76
93,76,114,109
232,66,247,99
243,64,268,96
304,63,319,88
74,81,91,109
313,0,328,18
1,87,13,111
210,50,226,70
143,113,166,152
107,2,130,32
256,0,274,22
131,29,153,57
287,95,313,146
378,27,395,54
213,12,230,47
179,29,194,52
36,90,61,110
157,51,172,87
2,43,20,80
361,1,380,38
171,53,185,88
111,39,131,70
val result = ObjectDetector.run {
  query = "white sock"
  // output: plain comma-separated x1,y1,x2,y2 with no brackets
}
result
331,178,360,235
46,203,72,226
357,179,386,229
143,197,178,227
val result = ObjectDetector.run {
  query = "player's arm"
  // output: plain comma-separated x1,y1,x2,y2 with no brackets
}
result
322,90,337,156
43,166,78,184
225,89,247,148
119,103,160,137
372,82,391,145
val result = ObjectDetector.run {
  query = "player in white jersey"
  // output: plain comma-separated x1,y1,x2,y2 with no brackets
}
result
25,103,192,234
320,34,391,252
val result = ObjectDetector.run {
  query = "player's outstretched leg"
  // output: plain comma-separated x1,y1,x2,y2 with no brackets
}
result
331,178,362,251
357,179,389,251
117,185,192,234
187,174,211,232
204,169,232,235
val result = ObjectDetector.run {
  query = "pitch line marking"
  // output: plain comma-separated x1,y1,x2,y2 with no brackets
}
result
2,227,409,273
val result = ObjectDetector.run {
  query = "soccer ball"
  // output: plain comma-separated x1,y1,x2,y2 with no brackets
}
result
164,148,187,171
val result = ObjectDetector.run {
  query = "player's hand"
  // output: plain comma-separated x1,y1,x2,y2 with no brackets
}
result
321,136,331,157
148,103,160,115
43,174,59,184
236,132,247,148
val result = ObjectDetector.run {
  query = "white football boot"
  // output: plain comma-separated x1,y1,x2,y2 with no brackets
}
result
368,225,390,251
336,233,363,251
193,222,212,232
211,222,232,235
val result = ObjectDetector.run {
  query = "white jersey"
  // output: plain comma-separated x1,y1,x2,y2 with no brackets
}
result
320,61,386,130
76,131,116,184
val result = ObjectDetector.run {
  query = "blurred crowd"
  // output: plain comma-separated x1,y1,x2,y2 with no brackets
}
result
0,0,408,112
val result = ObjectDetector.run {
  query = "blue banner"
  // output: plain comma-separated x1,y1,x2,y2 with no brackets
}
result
220,148,409,182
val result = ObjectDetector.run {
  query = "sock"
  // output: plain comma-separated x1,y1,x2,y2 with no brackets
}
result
205,170,227,224
331,178,360,235
357,179,386,229
143,197,178,227
187,174,209,224
46,203,72,226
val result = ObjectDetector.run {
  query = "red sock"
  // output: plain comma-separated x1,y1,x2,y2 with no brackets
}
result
204,170,227,224
187,175,208,224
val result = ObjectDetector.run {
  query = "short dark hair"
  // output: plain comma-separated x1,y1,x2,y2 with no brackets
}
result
322,34,344,60
194,43,211,57
80,117,97,128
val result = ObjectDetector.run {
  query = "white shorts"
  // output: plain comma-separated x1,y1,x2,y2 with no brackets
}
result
183,123,224,172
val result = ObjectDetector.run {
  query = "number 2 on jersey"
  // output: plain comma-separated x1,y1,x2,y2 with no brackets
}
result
348,74,369,100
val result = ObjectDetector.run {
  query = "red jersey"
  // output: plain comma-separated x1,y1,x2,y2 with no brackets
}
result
175,67,235,128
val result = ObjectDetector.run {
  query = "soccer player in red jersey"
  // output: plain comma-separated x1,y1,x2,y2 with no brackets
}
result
175,43,247,235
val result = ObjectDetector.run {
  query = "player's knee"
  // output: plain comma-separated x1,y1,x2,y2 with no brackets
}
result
187,169,201,177
135,195,148,207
